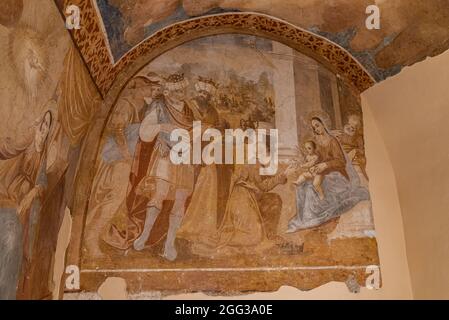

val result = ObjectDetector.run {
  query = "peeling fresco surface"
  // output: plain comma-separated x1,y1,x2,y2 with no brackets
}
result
93,0,449,81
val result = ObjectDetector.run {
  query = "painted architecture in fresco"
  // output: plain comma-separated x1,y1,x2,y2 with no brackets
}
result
80,35,379,294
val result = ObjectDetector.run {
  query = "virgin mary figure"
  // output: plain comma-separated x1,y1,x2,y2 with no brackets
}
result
287,116,370,232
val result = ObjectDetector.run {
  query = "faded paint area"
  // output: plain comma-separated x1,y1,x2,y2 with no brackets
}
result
91,0,449,81
309,27,402,81
77,34,379,294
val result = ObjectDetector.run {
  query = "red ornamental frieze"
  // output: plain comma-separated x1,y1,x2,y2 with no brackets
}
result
63,1,375,96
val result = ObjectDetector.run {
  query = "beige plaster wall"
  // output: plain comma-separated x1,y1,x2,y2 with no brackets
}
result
363,50,449,299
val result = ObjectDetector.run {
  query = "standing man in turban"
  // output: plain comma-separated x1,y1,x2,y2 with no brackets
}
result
105,73,194,261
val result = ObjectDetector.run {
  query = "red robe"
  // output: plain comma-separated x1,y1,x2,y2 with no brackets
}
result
104,97,194,250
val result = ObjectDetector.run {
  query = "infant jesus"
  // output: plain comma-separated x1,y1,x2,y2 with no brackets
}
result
292,140,325,200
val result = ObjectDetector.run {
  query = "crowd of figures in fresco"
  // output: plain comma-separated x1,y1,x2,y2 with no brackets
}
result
0,18,377,296
0,0,383,299
84,65,372,264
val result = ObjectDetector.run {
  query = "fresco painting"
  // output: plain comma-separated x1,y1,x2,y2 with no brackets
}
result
81,34,379,294
0,0,100,299
0,0,447,302
92,0,449,83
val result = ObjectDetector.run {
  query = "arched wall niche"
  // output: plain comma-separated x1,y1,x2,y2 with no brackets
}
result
62,3,375,96
65,30,379,296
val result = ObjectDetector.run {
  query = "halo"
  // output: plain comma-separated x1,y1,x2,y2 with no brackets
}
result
343,110,363,125
0,0,23,28
307,110,333,130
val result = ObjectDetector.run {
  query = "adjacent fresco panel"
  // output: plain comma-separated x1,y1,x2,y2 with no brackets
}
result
0,0,100,300
81,34,380,294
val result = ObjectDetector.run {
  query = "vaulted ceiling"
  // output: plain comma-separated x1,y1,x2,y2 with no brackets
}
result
50,0,449,95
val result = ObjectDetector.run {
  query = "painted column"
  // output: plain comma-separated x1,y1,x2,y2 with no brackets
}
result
271,42,299,160
293,54,322,141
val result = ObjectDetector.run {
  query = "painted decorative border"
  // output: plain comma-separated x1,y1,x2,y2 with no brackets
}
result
61,0,375,96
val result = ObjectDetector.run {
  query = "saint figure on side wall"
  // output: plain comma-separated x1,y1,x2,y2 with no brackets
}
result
0,110,52,299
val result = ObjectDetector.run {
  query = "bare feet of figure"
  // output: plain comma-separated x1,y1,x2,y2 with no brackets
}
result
133,235,148,251
162,244,178,261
